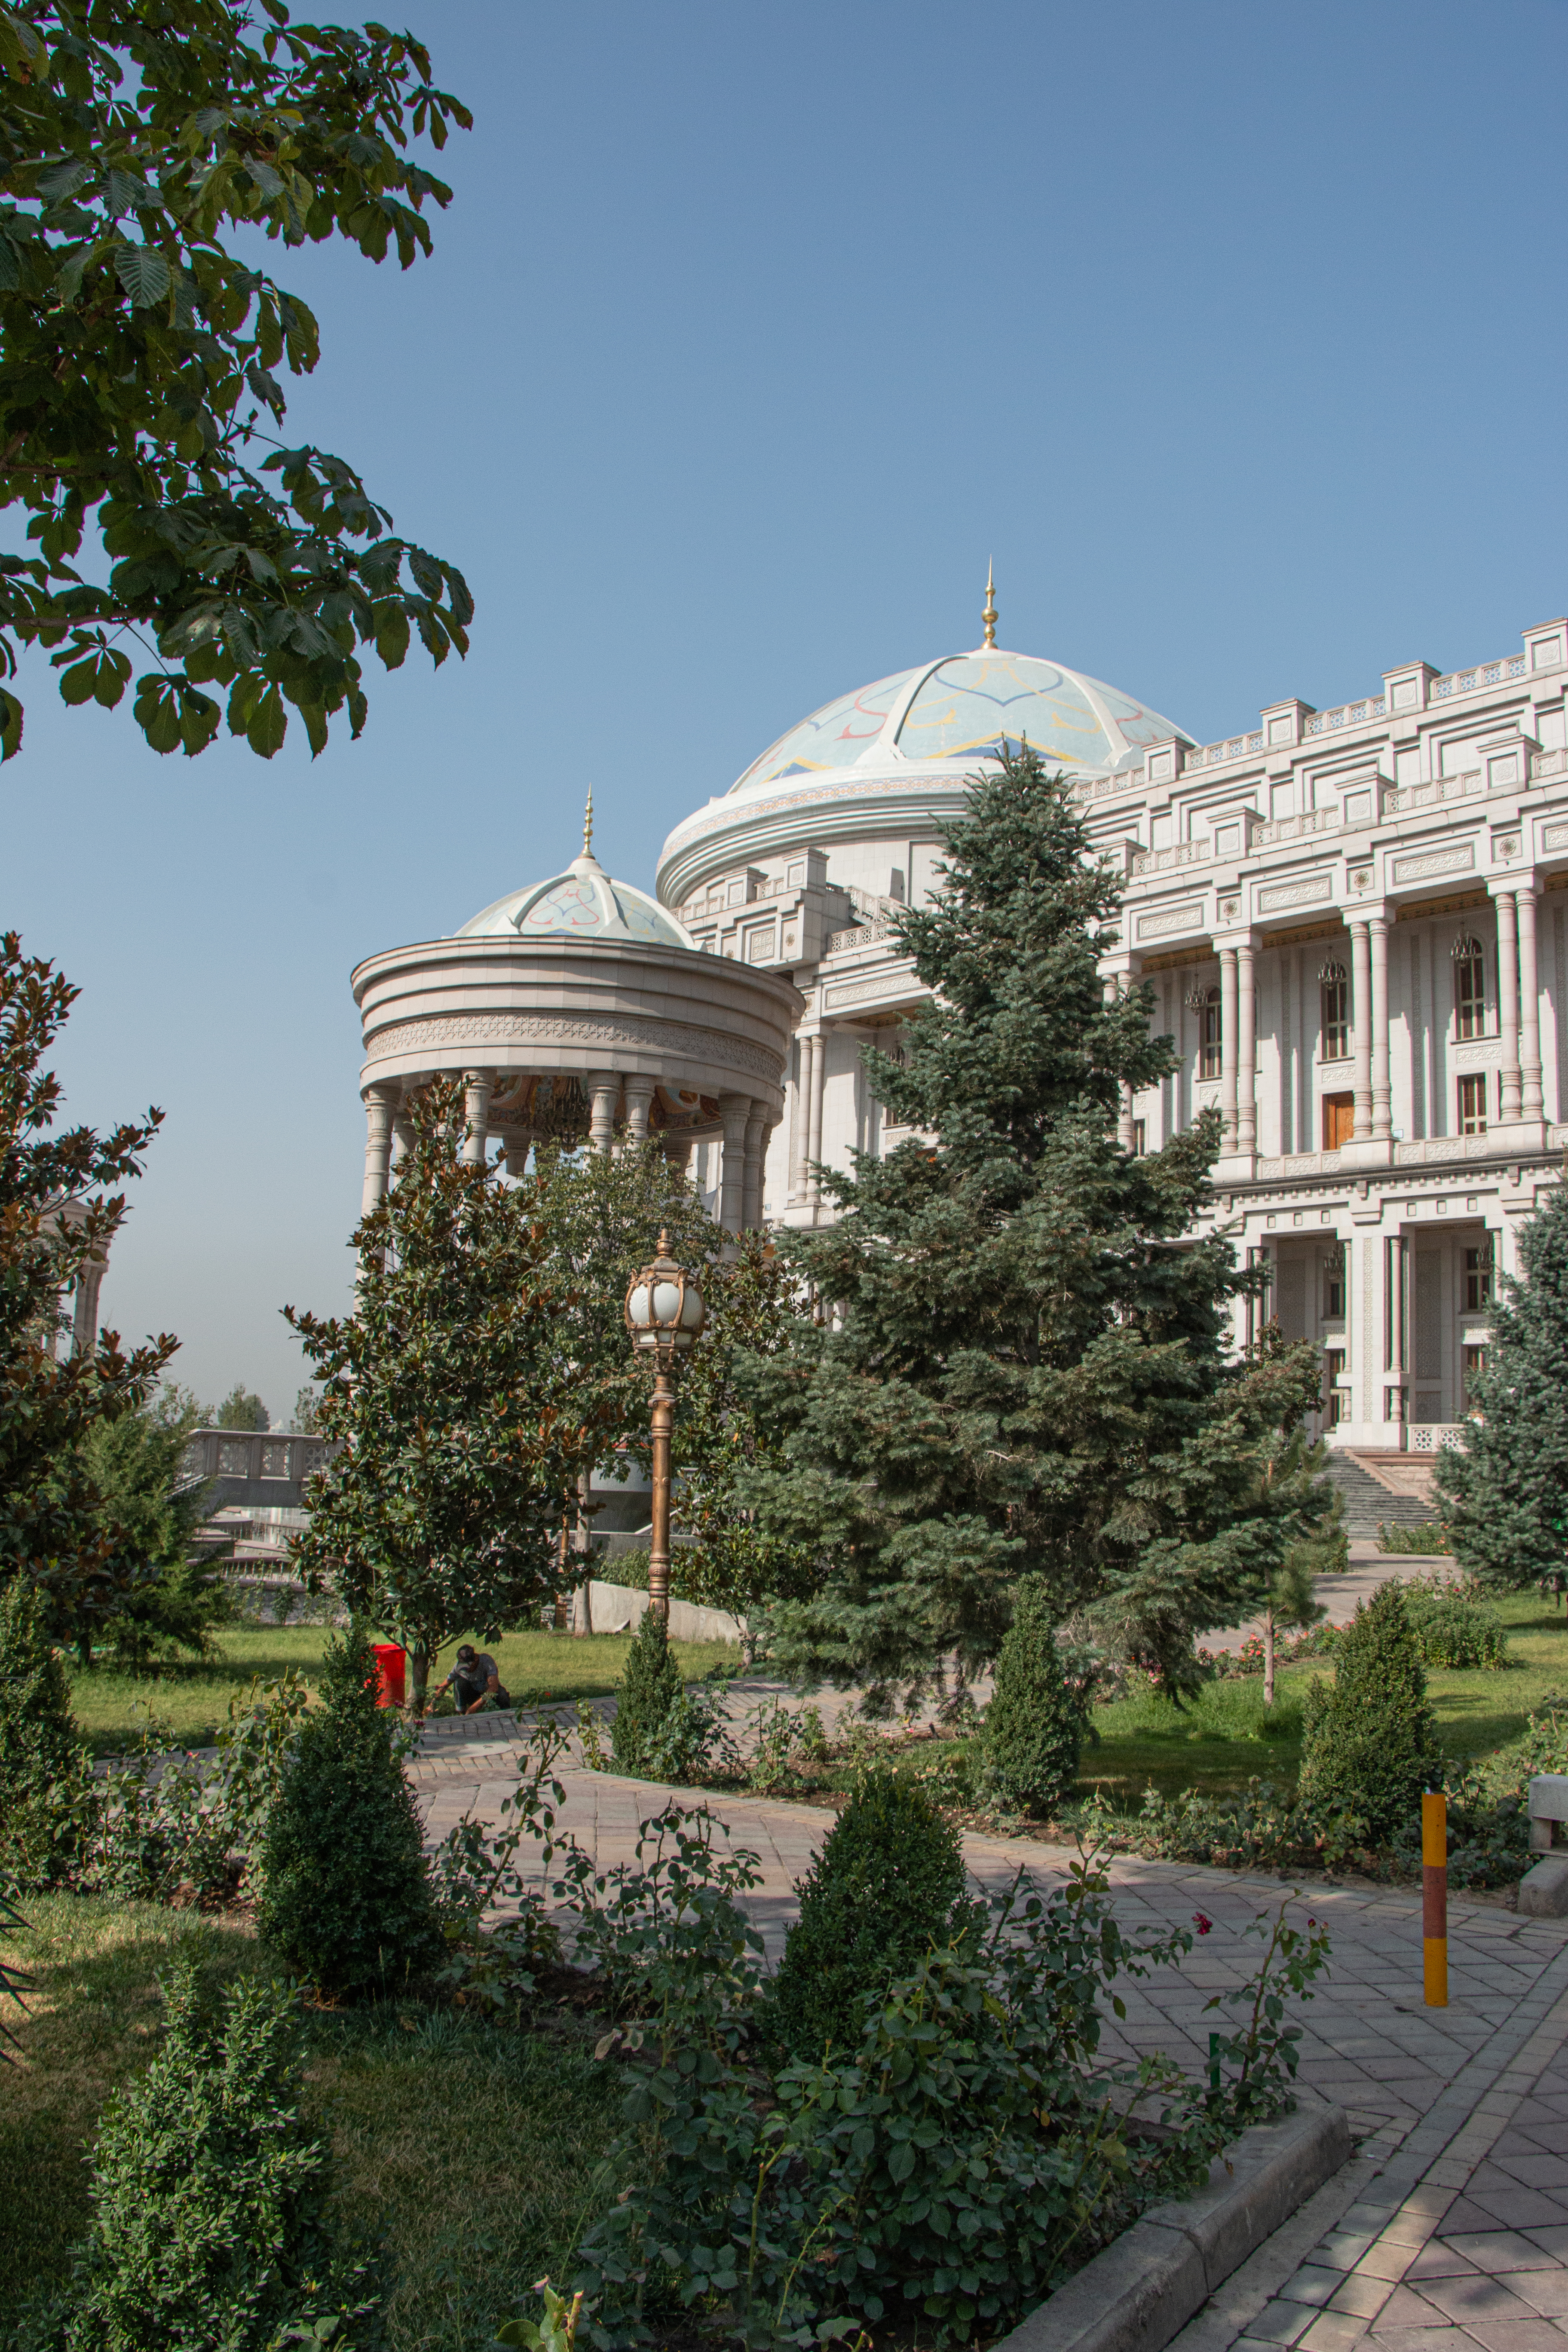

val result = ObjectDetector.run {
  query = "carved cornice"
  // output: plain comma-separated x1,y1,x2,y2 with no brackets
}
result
363,1010,783,1085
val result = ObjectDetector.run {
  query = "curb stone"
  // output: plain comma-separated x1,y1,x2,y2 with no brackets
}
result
990,2101,1353,2352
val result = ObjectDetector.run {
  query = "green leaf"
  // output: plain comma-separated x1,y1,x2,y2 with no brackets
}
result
0,686,22,760
887,2139,916,2182
178,688,220,755
133,674,183,755
374,610,410,671
37,159,92,203
114,242,173,307
246,682,287,758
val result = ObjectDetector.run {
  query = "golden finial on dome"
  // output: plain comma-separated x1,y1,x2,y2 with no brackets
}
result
582,786,594,857
982,559,998,649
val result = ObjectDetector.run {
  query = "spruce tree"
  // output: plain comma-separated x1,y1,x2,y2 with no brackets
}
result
0,1577,90,1889
770,1767,971,2057
257,1623,442,1997
740,748,1322,1701
1297,1582,1442,1844
980,1580,1088,1818
609,1605,685,1777
1436,1179,1568,1591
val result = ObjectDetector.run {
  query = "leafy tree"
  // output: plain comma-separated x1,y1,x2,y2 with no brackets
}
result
1297,1581,1442,1845
1436,1182,1568,1592
0,1573,91,1888
290,1381,323,1433
257,1620,441,1997
0,933,178,1637
769,1767,972,2058
740,748,1321,1704
980,1578,1090,1819
39,1958,383,2347
0,0,472,765
287,1081,613,1708
214,1382,269,1430
76,1385,230,1671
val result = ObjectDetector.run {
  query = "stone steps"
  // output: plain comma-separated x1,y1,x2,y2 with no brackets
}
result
1324,1452,1442,1540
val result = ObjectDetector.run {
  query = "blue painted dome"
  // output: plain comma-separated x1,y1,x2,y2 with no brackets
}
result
456,847,695,949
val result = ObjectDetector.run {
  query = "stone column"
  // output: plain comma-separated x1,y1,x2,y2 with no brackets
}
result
1369,915,1392,1141
1387,1230,1406,1439
790,1036,815,1205
1497,890,1522,1122
741,1101,767,1231
717,1092,750,1235
1237,937,1257,1155
1219,947,1239,1147
360,1084,398,1217
1351,919,1373,1139
662,1131,693,1178
806,1029,828,1207
588,1075,621,1156
1519,884,1544,1118
460,1069,493,1166
623,1075,657,1144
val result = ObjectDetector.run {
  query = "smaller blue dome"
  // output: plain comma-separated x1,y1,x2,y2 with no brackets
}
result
456,848,695,950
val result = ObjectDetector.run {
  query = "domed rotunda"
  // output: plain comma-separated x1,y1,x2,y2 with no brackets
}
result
350,798,803,1235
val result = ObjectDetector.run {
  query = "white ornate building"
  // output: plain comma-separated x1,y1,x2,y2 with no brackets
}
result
649,595,1568,1458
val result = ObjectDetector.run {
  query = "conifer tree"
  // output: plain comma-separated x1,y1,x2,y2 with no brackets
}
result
609,1605,685,1777
980,1580,1090,1818
1436,1179,1568,1591
0,1577,90,1888
740,748,1323,1701
1297,1580,1442,1844
257,1622,442,1997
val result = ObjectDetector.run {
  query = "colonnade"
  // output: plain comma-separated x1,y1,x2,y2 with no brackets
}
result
358,1069,777,1237
1200,880,1547,1159
788,1027,829,1211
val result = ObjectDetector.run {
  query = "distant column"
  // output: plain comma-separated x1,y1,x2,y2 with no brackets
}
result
1237,938,1257,1154
623,1075,657,1145
1351,920,1373,1139
1518,885,1544,1119
662,1130,693,1178
718,1092,750,1235
360,1084,398,1217
741,1101,767,1231
589,1075,622,1156
1497,891,1522,1122
1369,916,1392,1142
460,1069,493,1166
789,1036,814,1206
1219,948,1239,1147
806,1030,828,1207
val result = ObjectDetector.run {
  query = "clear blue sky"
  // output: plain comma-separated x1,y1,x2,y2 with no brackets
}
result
8,0,1567,1421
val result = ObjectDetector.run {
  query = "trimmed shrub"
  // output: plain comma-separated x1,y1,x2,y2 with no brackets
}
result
1297,1582,1443,1844
982,1581,1088,1818
257,1622,442,1997
610,1605,684,1777
770,1765,973,2057
1400,1580,1509,1671
1375,1520,1452,1556
0,1578,89,1890
37,1960,381,2350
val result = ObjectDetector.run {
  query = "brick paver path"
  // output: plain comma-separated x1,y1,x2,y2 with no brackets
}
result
410,1721,1568,2352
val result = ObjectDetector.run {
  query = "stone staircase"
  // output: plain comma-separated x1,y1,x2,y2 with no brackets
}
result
1323,1450,1442,1541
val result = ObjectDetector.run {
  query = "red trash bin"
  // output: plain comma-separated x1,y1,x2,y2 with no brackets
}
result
371,1642,406,1709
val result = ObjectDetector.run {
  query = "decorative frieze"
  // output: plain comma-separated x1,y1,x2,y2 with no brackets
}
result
365,1011,782,1084
1136,902,1205,940
1390,844,1475,886
1256,874,1332,914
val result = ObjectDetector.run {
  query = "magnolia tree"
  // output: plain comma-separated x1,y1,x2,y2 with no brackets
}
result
0,932,177,1638
286,1081,612,1709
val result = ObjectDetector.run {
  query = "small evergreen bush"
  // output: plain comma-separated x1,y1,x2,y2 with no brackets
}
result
257,1621,442,1997
1375,1520,1452,1556
0,1578,90,1890
610,1605,684,1777
770,1765,973,2057
982,1581,1088,1817
36,1959,381,2350
1400,1580,1509,1671
1297,1582,1443,1844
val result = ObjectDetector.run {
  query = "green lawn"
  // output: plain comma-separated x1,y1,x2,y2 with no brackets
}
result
1075,1590,1568,1807
67,1622,742,1755
0,1895,621,2351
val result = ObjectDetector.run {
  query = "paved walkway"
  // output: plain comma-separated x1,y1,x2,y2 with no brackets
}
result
410,1727,1568,2350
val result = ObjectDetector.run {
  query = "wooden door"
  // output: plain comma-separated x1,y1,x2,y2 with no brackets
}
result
1322,1093,1355,1151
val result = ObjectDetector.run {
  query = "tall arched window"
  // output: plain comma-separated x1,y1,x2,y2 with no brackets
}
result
1320,959,1349,1059
1199,985,1222,1080
1452,935,1485,1040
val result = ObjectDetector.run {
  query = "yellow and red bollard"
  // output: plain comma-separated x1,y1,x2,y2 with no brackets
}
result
1423,1789,1448,2007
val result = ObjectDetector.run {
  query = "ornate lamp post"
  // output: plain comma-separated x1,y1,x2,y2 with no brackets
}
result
624,1230,707,1620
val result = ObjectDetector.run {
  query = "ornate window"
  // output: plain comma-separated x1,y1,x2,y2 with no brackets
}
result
1324,1244,1345,1319
1464,1240,1494,1310
1198,985,1222,1080
1457,1074,1488,1137
1452,935,1485,1040
1319,959,1349,1059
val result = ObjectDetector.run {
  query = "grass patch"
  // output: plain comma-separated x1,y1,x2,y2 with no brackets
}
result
0,1893,622,2352
66,1624,743,1755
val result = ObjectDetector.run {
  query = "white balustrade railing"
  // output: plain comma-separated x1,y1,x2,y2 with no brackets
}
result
1381,769,1482,816
1130,841,1210,877
1183,731,1265,772
1406,1424,1466,1454
1431,655,1526,699
1532,746,1568,782
827,917,896,954
1255,807,1339,847
1304,696,1387,738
